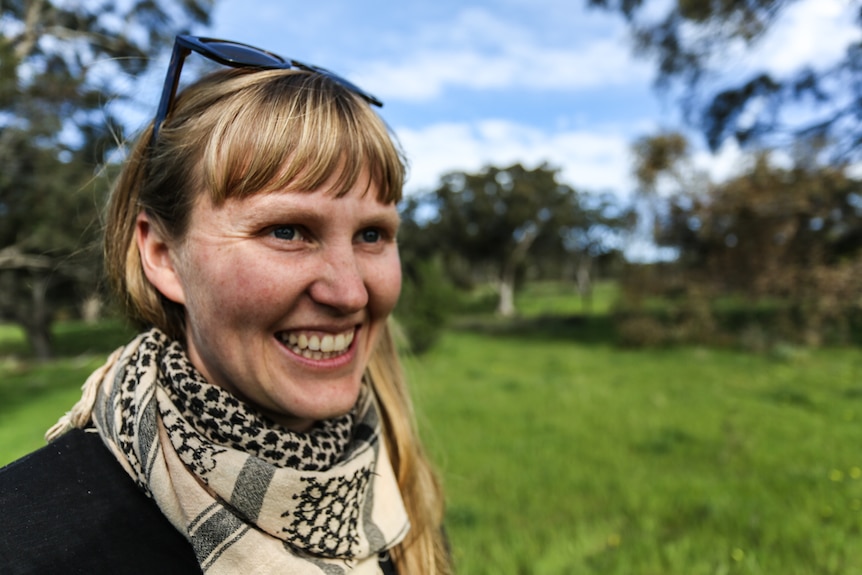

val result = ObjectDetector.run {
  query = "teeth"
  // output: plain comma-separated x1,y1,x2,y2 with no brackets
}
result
308,335,320,351
279,328,355,359
320,336,334,352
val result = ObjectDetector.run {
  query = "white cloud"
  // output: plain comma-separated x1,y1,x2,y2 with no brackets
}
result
395,120,636,194
691,141,749,184
394,118,781,201
688,0,860,80
351,7,650,101
751,0,860,75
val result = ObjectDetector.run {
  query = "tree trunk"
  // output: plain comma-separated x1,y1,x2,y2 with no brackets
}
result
577,257,593,313
495,224,541,317
81,294,102,323
24,321,53,361
25,273,53,361
497,269,516,317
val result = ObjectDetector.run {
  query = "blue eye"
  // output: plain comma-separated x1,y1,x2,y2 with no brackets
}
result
360,229,381,243
273,226,297,240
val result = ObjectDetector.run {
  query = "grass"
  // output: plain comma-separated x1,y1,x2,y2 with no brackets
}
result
0,320,134,461
405,332,862,574
453,280,618,319
515,280,619,317
2,286,861,573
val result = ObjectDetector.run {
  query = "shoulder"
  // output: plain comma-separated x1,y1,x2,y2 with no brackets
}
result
0,428,201,575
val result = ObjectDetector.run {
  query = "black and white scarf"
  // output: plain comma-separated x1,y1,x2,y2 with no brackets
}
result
48,328,409,574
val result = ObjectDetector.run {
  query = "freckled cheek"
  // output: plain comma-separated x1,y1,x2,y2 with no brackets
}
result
229,268,305,320
195,258,292,323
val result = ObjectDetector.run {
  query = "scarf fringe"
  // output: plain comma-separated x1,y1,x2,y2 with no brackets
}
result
45,346,124,442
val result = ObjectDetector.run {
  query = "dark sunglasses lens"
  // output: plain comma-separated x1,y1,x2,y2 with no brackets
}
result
201,40,286,67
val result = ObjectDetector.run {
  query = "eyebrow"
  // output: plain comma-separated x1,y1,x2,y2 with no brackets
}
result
234,195,400,230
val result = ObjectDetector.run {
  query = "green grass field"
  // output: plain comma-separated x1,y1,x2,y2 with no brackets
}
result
2,286,861,574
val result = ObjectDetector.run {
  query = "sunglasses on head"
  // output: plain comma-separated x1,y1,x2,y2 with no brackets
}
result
152,34,383,142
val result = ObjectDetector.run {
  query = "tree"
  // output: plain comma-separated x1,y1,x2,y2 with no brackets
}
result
589,0,862,161
400,163,633,317
623,132,862,347
0,0,213,358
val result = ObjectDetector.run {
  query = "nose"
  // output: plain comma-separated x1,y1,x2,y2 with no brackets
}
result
308,244,369,314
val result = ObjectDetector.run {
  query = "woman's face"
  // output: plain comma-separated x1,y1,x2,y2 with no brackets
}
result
148,176,402,431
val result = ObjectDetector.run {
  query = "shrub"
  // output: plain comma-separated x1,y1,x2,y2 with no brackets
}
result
395,257,457,354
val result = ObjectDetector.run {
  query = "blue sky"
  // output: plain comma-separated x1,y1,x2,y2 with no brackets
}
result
161,0,858,198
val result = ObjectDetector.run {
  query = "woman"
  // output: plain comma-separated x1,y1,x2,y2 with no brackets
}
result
0,36,451,574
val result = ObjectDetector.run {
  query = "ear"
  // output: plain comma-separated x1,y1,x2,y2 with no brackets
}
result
135,212,187,304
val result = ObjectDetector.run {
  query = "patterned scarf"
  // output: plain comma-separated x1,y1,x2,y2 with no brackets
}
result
48,328,410,574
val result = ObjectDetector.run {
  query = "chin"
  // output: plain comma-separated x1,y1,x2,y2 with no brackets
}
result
271,378,365,430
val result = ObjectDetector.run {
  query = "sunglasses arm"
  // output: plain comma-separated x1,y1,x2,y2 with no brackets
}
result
152,42,191,142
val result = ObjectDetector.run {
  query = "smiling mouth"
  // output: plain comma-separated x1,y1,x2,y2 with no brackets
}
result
277,329,355,360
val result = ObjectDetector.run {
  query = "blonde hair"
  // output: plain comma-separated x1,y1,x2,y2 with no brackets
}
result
104,68,451,574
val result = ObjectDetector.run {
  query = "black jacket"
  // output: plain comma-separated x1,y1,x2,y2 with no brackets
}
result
0,428,202,574
0,429,399,574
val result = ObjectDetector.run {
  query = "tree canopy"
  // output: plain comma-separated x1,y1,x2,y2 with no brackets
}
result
621,131,862,347
399,163,633,317
589,0,862,161
1,0,213,358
